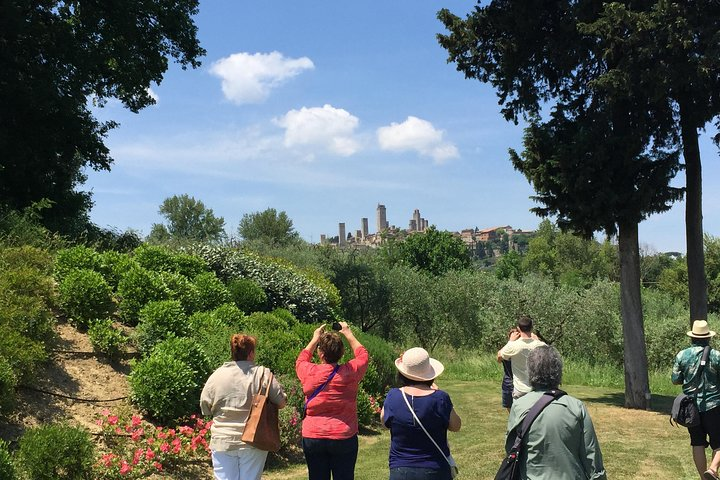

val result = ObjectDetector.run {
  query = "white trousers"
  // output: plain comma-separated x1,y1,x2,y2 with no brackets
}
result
211,447,268,480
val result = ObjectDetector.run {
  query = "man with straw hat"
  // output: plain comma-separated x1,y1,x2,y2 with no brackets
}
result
673,320,720,480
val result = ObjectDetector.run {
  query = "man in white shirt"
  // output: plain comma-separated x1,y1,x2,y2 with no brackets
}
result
497,316,546,399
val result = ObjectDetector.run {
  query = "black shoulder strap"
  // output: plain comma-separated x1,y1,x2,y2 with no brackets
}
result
510,389,567,452
699,346,711,375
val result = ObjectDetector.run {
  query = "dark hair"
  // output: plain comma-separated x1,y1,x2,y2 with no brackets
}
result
318,332,344,364
397,372,434,387
528,345,563,390
692,338,711,347
517,315,533,333
230,334,256,361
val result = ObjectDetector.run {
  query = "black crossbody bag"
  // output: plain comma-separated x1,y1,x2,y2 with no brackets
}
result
495,389,567,480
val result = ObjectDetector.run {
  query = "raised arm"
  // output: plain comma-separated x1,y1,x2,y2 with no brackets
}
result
339,321,362,351
304,324,326,353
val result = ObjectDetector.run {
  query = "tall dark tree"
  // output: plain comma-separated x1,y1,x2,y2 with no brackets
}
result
583,2,720,323
0,1,204,234
438,1,684,408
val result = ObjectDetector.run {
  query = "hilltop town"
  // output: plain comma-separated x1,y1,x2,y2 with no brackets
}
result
319,203,535,259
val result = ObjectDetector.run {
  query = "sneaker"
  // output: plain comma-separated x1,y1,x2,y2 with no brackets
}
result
703,469,719,480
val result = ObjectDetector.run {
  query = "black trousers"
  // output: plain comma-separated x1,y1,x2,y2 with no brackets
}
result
302,435,359,480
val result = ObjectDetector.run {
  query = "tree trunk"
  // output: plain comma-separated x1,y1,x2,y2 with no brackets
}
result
680,107,708,324
618,221,651,409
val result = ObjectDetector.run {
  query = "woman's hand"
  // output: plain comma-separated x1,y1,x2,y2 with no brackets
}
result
338,321,351,336
313,324,326,341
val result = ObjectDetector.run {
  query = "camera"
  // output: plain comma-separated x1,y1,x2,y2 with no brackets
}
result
331,321,341,331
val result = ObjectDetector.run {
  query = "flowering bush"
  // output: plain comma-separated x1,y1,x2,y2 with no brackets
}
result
357,388,383,427
95,410,211,479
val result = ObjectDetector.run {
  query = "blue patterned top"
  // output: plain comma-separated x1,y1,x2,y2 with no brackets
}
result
672,345,720,412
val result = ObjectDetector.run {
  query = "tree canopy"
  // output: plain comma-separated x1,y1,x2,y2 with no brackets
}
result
437,0,690,408
0,0,204,234
237,208,300,246
397,226,471,276
148,194,225,244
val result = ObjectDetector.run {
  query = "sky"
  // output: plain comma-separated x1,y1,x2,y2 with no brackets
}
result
84,0,720,253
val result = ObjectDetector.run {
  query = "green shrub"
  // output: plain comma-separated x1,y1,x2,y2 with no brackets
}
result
152,336,212,386
0,245,53,274
212,303,245,327
227,277,267,313
133,244,209,278
356,387,379,427
188,312,234,368
136,300,188,355
0,356,17,414
116,266,169,325
87,319,127,360
272,308,299,328
193,271,232,311
160,271,201,314
97,250,138,288
0,439,15,480
16,423,95,480
354,330,396,398
246,311,289,334
58,269,115,329
0,265,56,340
54,246,101,284
129,352,199,422
191,245,336,323
252,329,303,375
0,326,46,383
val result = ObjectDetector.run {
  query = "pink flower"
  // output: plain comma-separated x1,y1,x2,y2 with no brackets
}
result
160,442,170,453
166,428,176,437
131,428,144,441
95,419,103,426
132,448,144,465
146,448,155,460
179,425,193,436
107,415,119,425
131,415,142,427
199,428,208,436
146,437,155,445
101,453,115,467
119,460,132,475
154,461,163,471
114,427,122,435
101,408,111,416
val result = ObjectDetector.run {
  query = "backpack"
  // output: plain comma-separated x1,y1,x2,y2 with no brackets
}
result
670,346,710,428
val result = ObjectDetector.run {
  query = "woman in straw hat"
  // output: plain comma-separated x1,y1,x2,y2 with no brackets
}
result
672,320,720,480
381,347,461,480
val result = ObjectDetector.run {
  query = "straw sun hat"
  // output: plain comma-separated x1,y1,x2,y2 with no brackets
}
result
687,320,717,339
395,347,445,382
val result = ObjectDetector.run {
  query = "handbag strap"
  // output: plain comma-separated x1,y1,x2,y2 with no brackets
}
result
400,388,454,469
687,346,711,396
509,389,566,452
303,364,340,416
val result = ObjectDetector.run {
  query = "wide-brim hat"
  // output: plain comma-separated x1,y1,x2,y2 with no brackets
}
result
395,347,444,382
687,320,716,339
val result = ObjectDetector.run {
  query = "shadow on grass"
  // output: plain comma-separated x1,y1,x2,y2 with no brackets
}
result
582,391,676,414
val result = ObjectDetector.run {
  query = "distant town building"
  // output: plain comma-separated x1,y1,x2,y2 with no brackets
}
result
361,217,369,238
376,204,389,232
339,223,346,246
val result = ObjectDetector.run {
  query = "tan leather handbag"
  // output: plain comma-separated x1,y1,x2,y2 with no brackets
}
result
241,369,280,451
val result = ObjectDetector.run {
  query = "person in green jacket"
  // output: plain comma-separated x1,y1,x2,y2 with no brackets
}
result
505,345,606,480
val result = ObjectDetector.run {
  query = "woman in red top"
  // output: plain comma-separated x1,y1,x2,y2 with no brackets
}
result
295,321,369,480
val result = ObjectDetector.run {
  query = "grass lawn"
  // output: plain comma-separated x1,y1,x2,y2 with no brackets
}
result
264,379,701,480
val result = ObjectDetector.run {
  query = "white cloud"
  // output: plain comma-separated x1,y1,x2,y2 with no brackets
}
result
377,116,459,164
147,87,159,102
210,51,314,104
274,104,361,157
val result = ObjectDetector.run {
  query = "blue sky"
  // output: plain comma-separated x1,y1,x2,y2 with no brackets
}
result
85,0,720,253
